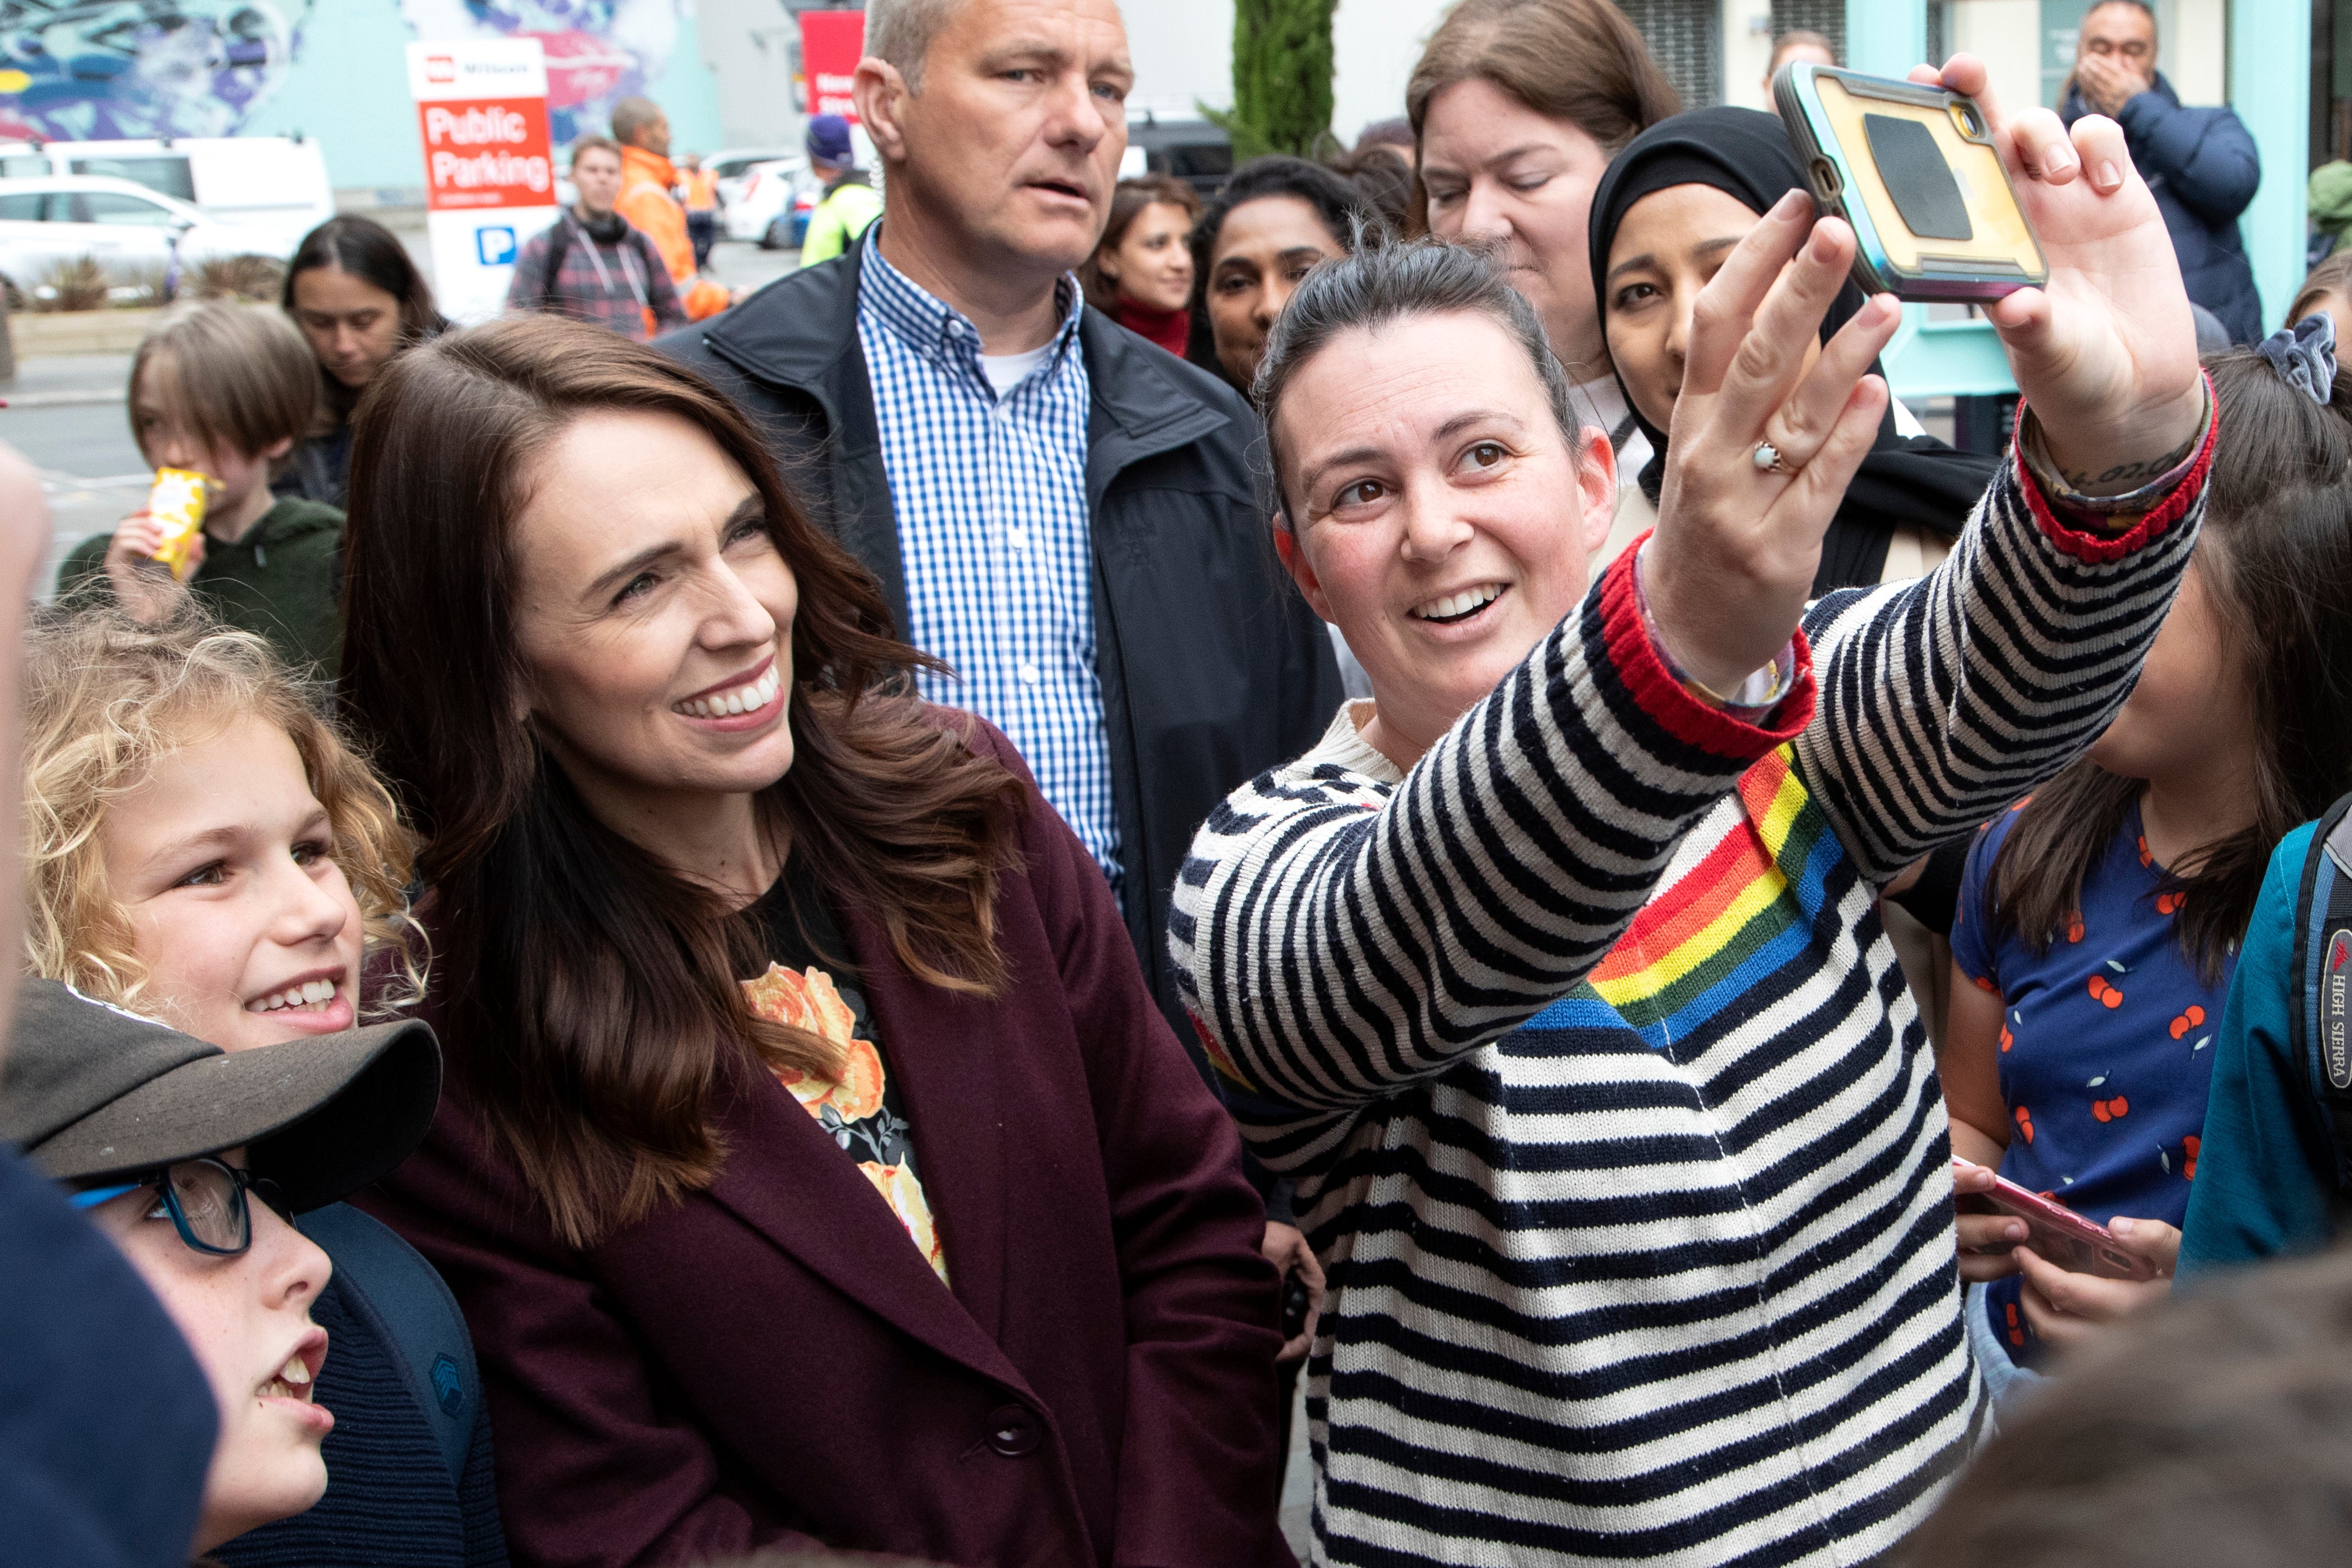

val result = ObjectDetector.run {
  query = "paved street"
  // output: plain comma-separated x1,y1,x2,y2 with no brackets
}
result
0,232,800,601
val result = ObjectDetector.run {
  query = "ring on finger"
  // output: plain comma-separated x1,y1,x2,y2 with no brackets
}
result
1752,440,1799,476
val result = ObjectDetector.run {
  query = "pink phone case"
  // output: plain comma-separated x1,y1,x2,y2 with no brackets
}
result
1952,1159,2158,1282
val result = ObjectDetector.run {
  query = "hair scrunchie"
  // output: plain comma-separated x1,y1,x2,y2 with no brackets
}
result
2259,310,2337,403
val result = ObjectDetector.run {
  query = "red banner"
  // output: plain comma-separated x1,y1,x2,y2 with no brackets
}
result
799,10,866,123
418,96,555,211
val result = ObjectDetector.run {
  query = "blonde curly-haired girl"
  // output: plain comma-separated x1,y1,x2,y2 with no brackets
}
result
21,606,422,1040
16,608,510,1564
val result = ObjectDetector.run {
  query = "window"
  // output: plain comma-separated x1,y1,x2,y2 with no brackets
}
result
0,193,46,222
1768,0,1846,64
1622,0,1725,109
0,155,50,180
81,191,181,227
68,156,196,202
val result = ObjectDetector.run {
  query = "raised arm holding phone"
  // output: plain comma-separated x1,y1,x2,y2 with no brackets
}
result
1172,54,2214,1564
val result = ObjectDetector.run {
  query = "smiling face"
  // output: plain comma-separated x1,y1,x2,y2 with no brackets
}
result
1102,198,1195,313
1207,195,1347,389
1604,182,1818,437
86,1164,333,1553
1419,77,1616,372
1271,311,1616,763
509,410,798,842
99,716,366,1052
870,0,1134,287
288,266,404,391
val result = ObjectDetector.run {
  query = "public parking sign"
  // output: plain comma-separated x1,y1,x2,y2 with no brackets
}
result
409,38,558,323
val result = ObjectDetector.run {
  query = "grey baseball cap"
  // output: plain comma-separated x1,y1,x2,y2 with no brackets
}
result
0,978,441,1212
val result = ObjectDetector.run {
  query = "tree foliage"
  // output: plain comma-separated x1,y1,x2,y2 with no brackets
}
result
1212,0,1337,161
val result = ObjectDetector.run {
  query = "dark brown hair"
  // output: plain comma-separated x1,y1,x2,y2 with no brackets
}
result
1899,1245,2352,1567
1079,174,1201,313
1991,351,2352,982
282,215,447,425
569,134,623,169
1403,0,1679,235
338,315,1023,1247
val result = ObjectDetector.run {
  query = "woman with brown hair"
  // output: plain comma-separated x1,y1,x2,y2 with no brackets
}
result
336,314,1286,1567
278,215,449,508
1408,0,1678,473
1080,173,1201,357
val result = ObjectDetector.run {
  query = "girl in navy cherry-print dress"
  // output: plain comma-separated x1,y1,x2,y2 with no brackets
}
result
1938,334,2352,1390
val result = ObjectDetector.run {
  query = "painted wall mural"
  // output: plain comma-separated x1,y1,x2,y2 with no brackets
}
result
0,2,313,140
398,2,685,147
0,1,694,151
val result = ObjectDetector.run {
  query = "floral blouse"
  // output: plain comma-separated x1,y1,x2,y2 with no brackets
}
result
739,870,948,1283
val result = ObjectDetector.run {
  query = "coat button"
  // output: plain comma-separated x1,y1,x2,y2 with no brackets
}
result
986,1403,1041,1457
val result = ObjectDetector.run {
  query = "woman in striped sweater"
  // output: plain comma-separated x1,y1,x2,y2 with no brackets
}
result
1171,57,2215,1566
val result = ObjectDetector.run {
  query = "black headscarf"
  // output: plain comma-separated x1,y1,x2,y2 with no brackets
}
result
1586,107,1998,593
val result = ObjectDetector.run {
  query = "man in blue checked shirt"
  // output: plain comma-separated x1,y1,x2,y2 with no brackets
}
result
663,0,1343,1081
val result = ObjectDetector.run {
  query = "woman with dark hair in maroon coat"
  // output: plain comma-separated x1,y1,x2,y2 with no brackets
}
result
335,313,1287,1568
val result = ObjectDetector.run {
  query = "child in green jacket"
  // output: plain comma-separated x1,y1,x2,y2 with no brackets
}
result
58,301,345,680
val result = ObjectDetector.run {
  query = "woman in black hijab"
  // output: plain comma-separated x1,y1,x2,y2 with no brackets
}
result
1588,105,1999,592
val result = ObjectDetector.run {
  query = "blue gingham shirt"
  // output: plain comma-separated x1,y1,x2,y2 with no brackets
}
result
856,237,1122,899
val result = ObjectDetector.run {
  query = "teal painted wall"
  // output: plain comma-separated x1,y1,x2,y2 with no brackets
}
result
1851,0,2316,394
240,5,420,193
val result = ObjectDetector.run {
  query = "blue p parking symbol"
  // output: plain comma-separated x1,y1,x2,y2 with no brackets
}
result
476,225,518,267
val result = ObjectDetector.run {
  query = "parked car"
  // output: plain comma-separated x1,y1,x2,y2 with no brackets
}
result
1124,114,1233,197
0,137,334,240
725,158,822,250
0,176,303,306
707,147,800,211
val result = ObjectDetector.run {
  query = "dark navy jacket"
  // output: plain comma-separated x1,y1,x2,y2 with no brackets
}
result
2065,72,2262,342
657,242,1343,1073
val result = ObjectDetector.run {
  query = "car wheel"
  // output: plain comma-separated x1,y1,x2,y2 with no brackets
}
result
0,274,20,312
759,218,786,251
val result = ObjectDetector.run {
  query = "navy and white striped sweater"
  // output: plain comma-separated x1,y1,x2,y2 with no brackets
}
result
1171,440,2211,1566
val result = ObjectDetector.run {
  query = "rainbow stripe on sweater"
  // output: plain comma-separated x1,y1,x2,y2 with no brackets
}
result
1527,746,1844,1048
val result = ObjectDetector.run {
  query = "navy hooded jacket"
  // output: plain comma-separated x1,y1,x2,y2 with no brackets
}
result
2064,72,2262,343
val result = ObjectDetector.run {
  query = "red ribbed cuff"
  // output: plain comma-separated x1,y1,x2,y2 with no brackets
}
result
2013,374,2218,564
1596,533,1815,758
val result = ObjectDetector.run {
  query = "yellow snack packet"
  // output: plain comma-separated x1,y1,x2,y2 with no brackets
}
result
147,467,208,582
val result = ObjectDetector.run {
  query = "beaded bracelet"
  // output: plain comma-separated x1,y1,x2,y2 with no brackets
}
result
1632,542,1797,722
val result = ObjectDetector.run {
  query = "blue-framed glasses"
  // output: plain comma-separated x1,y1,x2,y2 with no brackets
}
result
69,1156,293,1257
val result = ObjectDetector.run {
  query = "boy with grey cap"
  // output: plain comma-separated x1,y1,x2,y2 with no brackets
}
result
2,978,448,1560
5,978,440,1208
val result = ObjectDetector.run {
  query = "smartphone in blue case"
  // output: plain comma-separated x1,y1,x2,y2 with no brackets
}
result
1773,62,2047,302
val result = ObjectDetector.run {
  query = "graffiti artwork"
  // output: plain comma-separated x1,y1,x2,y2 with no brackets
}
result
0,0,684,148
0,2,311,140
403,2,683,147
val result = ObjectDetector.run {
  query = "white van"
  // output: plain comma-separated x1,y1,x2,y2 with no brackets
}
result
0,137,335,247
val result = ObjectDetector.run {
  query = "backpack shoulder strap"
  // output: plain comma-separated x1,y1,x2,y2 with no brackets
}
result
540,215,576,310
297,1203,479,1489
2290,792,2352,1193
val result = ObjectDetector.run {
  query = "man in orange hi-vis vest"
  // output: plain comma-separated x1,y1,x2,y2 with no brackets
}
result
610,97,731,322
680,152,720,269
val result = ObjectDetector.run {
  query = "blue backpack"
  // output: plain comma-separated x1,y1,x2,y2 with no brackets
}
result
297,1204,481,1486
2288,794,2352,1192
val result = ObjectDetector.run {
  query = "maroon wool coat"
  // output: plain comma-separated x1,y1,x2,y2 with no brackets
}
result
358,724,1289,1568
